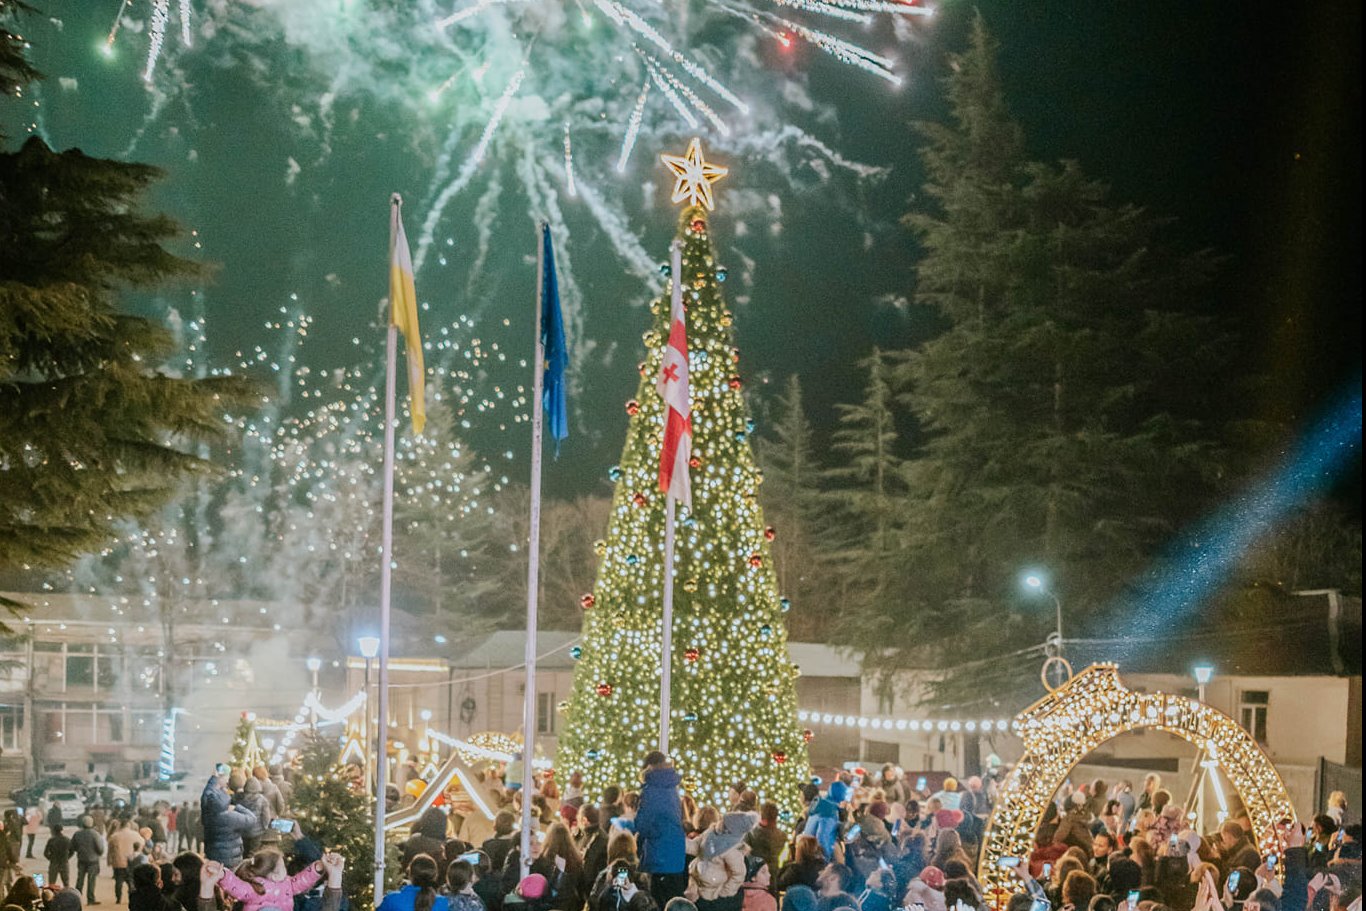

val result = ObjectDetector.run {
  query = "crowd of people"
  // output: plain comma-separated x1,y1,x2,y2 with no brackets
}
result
2,758,1359,911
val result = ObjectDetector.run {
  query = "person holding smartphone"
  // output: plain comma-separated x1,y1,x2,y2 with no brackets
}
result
589,859,652,911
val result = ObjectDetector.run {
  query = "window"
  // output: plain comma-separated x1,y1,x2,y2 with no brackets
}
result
0,705,22,751
66,648,95,689
1239,690,1269,743
97,708,125,744
536,691,556,735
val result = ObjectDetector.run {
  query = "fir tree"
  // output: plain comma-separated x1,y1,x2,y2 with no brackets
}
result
557,198,808,812
229,713,267,769
291,730,379,911
755,376,829,640
0,134,258,575
838,18,1237,708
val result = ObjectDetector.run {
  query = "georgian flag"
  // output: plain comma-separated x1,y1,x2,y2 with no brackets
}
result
657,241,692,507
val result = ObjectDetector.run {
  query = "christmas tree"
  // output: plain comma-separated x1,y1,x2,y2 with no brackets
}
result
229,713,267,770
291,731,381,911
558,140,809,813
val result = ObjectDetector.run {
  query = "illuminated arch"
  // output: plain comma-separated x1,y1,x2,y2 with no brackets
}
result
978,664,1296,897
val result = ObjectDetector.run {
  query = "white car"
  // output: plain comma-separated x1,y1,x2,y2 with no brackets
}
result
136,778,195,808
40,789,87,823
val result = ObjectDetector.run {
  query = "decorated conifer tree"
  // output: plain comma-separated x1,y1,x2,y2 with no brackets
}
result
229,713,266,770
291,731,379,911
557,140,809,813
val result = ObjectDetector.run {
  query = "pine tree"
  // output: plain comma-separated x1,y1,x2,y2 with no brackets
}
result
291,730,379,911
0,133,258,575
755,376,829,640
837,18,1236,707
557,199,808,813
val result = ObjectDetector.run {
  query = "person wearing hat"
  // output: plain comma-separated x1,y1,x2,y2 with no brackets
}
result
200,773,256,869
689,812,756,911
72,816,105,906
637,751,687,909
930,780,962,812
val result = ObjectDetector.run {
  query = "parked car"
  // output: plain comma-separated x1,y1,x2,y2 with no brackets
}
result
136,773,194,808
39,789,88,823
85,782,133,809
9,775,85,809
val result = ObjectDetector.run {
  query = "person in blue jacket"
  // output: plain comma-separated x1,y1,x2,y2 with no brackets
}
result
802,782,850,860
636,751,687,909
200,773,257,868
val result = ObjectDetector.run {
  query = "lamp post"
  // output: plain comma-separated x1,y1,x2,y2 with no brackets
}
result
358,636,380,795
1193,663,1214,704
1023,573,1064,659
306,657,322,727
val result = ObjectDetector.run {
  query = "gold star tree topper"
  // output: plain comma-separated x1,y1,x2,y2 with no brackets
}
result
661,138,728,211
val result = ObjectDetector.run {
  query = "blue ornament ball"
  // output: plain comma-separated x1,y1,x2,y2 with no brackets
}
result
780,597,792,613
626,554,639,565
608,465,623,481
659,263,671,276
745,418,756,432
716,267,728,282
569,646,583,660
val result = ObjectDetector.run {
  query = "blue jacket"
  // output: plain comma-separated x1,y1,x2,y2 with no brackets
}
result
201,775,257,867
802,798,841,859
636,767,686,874
378,885,451,911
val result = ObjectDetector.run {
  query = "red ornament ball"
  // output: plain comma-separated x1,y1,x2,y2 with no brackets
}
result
579,593,596,610
684,647,701,663
690,218,706,233
625,399,640,416
638,361,648,377
802,729,815,744
772,750,788,764
764,526,776,541
632,492,648,507
728,375,742,390
748,553,763,568
688,455,702,469
595,682,614,697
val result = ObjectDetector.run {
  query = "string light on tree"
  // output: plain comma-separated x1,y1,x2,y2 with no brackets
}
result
557,139,808,813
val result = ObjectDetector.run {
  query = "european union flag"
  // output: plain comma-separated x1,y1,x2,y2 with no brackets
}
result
541,224,569,450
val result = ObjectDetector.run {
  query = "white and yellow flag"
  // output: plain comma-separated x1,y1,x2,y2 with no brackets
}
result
389,195,425,434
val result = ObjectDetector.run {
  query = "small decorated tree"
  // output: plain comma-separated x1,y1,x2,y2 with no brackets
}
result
291,731,379,910
229,713,266,770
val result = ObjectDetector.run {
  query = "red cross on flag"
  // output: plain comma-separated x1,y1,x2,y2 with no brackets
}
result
657,241,692,507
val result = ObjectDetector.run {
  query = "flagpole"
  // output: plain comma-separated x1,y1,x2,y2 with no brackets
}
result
373,315,398,906
659,238,683,756
519,223,547,877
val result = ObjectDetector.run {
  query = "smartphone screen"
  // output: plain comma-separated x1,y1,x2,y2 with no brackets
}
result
1042,864,1052,879
271,818,295,834
916,777,928,791
215,763,230,776
615,869,629,887
1031,900,1050,911
1266,855,1278,872
459,852,482,865
997,857,1021,869
1228,872,1240,892
1128,891,1141,907
1170,834,1180,848
34,874,45,888
845,824,861,842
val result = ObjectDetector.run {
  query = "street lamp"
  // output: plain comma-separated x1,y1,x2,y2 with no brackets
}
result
1023,572,1064,659
358,637,381,794
306,657,322,726
1193,663,1214,704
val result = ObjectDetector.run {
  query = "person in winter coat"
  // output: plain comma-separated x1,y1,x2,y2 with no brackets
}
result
742,805,787,884
129,861,180,911
404,809,451,871
1219,823,1262,879
72,815,106,905
200,774,257,868
44,825,73,888
739,860,777,911
589,858,657,911
109,818,147,903
576,807,609,892
253,768,286,818
903,867,948,911
482,813,518,875
1054,796,1095,854
803,783,850,860
688,813,755,911
637,752,688,910
855,866,897,911
877,767,910,807
237,778,273,853
777,837,825,893
205,849,329,911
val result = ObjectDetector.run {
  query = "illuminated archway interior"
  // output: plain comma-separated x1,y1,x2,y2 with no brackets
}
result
978,664,1296,897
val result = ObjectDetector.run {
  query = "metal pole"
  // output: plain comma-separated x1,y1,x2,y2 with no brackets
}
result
363,657,372,796
1052,592,1063,658
519,224,548,877
373,315,399,904
660,495,676,754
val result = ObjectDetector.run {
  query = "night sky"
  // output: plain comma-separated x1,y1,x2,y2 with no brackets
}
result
6,0,1361,501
